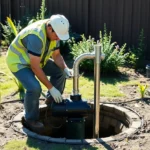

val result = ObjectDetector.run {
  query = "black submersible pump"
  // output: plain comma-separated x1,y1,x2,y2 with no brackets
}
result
48,44,104,139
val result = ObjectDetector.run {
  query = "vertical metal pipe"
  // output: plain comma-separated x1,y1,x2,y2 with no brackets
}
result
93,44,101,138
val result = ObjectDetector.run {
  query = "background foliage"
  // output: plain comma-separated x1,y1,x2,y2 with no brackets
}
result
0,0,147,73
127,29,146,69
69,25,129,74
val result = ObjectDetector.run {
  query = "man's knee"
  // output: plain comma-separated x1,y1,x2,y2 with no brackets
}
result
27,84,42,95
54,67,66,78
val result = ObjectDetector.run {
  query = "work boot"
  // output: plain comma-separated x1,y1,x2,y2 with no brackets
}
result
22,117,45,134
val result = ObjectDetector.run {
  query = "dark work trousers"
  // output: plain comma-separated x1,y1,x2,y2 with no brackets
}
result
13,59,66,121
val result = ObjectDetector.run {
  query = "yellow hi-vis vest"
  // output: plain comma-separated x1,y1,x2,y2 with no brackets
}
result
6,19,57,72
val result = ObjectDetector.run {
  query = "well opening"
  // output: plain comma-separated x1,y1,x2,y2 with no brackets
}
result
13,102,142,143
12,102,142,144
38,103,129,139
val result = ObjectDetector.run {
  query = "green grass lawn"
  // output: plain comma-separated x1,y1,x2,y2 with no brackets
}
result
3,138,106,150
0,55,18,99
0,55,140,101
65,75,139,100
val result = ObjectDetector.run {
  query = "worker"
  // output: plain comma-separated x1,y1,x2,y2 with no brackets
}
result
6,14,72,132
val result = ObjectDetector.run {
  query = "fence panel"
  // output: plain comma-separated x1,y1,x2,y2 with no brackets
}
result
1,0,11,22
1,0,150,59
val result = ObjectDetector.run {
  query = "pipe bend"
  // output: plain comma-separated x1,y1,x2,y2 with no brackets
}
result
73,53,95,77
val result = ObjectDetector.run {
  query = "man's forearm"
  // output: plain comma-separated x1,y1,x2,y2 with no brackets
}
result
54,55,67,70
31,66,53,90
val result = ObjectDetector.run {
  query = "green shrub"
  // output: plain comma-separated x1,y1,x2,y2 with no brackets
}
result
69,35,95,72
39,0,47,20
127,29,146,69
1,40,7,46
126,49,137,68
28,0,48,25
0,0,47,100
0,0,47,45
100,26,128,74
0,19,22,45
70,25,129,74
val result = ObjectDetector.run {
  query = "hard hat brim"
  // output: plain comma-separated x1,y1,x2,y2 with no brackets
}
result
56,32,70,41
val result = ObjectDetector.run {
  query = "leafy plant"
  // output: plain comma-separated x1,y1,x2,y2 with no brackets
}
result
28,0,48,25
70,35,95,57
1,40,7,47
100,25,128,74
69,35,95,72
39,0,47,19
7,17,18,36
138,84,148,99
13,77,25,100
0,1,48,101
0,17,22,45
0,22,15,45
1,0,48,44
126,50,137,68
1,18,25,100
127,29,146,69
69,25,129,74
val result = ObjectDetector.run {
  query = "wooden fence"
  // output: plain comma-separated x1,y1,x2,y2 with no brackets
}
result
1,0,150,60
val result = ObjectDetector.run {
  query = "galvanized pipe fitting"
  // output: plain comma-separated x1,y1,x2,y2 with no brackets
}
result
72,45,104,96
73,52,95,95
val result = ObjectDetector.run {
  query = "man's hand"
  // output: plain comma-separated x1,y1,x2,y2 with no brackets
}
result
49,87,63,103
64,68,73,79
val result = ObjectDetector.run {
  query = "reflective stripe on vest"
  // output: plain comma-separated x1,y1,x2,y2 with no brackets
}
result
6,19,57,72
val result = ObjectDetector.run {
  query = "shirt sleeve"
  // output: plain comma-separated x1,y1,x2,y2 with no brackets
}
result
22,34,43,56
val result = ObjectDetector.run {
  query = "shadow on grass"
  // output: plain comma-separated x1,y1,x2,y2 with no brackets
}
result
83,72,130,85
26,137,113,150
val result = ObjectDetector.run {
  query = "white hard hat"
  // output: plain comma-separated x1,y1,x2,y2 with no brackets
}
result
49,14,70,40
